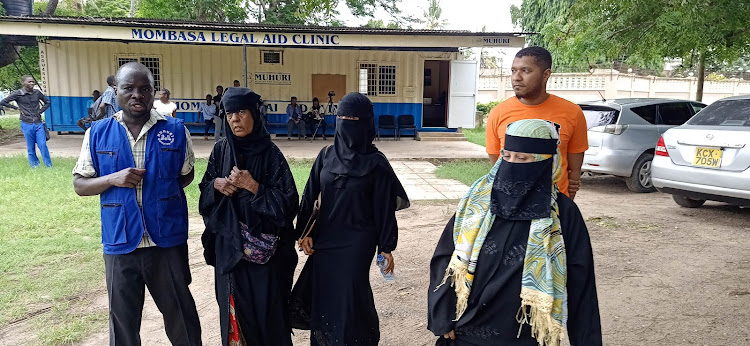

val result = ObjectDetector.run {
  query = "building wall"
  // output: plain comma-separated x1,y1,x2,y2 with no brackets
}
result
42,40,457,133
478,69,750,106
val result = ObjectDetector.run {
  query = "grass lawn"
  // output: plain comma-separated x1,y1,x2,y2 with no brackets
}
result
0,155,312,345
462,126,486,147
434,159,492,187
0,113,22,145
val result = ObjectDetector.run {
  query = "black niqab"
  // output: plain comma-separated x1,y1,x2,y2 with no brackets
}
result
324,92,381,177
490,158,553,220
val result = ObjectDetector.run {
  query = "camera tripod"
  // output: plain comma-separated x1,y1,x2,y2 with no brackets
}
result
309,93,334,142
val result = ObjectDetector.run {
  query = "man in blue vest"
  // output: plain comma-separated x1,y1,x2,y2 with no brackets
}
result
72,62,201,345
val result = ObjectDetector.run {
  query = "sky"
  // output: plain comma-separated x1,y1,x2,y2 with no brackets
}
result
335,0,524,66
336,0,523,32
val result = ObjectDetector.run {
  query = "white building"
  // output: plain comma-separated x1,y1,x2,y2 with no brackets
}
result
0,16,526,134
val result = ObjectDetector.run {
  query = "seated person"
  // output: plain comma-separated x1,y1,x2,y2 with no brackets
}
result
76,90,102,130
286,96,306,140
306,97,327,140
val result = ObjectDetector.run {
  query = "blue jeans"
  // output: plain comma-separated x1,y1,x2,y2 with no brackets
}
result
20,122,52,168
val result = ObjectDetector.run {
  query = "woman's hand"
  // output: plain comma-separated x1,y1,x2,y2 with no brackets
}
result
228,166,259,194
381,252,395,275
298,237,315,255
214,178,238,197
443,330,455,340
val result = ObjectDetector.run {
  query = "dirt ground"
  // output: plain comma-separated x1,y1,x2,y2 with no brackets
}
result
3,175,750,345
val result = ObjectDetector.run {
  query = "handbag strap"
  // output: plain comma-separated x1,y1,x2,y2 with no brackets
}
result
298,145,331,242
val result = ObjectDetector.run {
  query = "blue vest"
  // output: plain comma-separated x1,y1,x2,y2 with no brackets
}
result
89,117,189,255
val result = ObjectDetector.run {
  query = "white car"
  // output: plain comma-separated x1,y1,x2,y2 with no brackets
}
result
651,95,750,207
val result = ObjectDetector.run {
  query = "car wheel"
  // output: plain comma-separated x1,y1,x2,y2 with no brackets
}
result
672,195,706,208
625,153,657,193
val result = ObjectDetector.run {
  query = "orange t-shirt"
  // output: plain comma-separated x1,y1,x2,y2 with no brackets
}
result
485,95,588,195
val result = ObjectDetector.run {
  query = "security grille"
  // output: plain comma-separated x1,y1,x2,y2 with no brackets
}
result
262,50,282,64
115,55,162,91
358,63,396,96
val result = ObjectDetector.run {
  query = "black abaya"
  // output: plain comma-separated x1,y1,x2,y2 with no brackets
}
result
294,146,408,346
199,138,299,346
428,193,602,346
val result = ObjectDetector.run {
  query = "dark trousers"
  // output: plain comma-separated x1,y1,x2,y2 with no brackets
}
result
204,119,214,137
307,119,327,138
287,119,306,138
104,243,202,346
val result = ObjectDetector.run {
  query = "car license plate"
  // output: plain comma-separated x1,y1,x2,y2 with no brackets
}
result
693,147,722,168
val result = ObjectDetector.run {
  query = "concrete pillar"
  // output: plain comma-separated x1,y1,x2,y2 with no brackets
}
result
604,69,619,100
648,76,657,98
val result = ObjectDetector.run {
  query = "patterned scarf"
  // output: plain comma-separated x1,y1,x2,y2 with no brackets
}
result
437,119,567,346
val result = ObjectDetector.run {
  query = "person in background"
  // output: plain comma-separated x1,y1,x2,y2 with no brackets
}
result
77,90,102,130
233,80,241,87
306,97,327,140
429,119,601,346
286,96,305,140
485,46,588,199
99,75,121,119
0,75,52,168
199,94,217,141
153,89,178,117
294,92,410,346
214,85,225,142
199,87,299,346
72,62,201,345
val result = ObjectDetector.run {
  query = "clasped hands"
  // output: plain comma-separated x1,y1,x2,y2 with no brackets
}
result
214,166,259,196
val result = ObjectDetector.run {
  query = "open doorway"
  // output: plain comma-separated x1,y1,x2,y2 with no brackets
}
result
422,60,450,127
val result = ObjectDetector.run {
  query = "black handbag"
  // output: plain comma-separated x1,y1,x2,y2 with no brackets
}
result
43,121,50,140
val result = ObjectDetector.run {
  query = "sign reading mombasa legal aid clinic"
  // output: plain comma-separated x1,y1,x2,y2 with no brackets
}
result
0,16,528,133
131,29,341,46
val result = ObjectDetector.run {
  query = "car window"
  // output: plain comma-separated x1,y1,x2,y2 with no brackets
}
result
688,99,750,126
691,102,706,114
630,105,657,124
658,102,693,126
580,105,620,129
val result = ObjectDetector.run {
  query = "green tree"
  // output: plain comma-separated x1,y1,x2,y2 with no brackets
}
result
546,0,750,101
363,18,401,29
0,46,39,91
137,0,248,22
422,0,447,30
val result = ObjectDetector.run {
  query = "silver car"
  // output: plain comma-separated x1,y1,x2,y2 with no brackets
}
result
652,95,750,207
579,99,706,192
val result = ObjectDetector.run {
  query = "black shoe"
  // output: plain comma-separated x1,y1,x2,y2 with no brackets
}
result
287,137,291,141
323,136,327,140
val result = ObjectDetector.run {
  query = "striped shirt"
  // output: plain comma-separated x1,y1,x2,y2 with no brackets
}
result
73,110,195,248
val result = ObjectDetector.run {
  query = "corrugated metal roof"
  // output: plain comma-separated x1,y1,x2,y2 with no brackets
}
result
0,15,533,37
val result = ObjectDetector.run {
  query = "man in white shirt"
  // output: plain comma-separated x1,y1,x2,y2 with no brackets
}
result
199,94,217,140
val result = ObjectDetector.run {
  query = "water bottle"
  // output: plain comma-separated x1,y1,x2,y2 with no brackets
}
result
376,254,395,281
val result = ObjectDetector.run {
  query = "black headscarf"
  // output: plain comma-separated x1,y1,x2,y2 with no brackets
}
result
222,87,271,163
324,92,382,177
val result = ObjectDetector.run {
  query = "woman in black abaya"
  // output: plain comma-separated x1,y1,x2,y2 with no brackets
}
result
427,119,601,346
199,87,299,346
294,92,410,346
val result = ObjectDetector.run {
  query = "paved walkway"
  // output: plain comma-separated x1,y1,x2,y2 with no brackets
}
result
0,132,487,160
392,161,469,200
1,134,483,200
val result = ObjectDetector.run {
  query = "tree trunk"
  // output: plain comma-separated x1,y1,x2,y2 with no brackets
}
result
696,53,706,102
130,0,137,17
43,0,60,16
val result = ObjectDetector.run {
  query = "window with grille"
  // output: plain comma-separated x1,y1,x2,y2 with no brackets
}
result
115,55,162,91
261,50,282,64
358,63,396,96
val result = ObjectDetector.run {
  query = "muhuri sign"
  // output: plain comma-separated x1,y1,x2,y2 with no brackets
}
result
131,29,340,46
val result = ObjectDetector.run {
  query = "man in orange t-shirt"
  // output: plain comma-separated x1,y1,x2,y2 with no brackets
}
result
486,46,588,198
